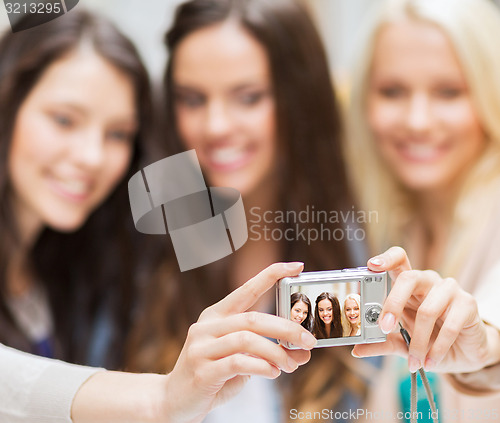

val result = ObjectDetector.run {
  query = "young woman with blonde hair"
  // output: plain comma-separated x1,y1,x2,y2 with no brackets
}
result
345,0,500,419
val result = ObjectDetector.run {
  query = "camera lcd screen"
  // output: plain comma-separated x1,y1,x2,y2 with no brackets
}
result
290,281,361,339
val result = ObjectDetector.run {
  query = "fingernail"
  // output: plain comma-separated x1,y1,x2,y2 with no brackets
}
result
301,331,317,349
380,313,396,334
285,262,304,271
408,355,421,373
424,357,435,372
287,356,298,372
351,349,360,358
369,257,384,266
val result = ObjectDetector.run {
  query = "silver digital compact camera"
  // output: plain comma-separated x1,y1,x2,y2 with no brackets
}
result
276,267,390,348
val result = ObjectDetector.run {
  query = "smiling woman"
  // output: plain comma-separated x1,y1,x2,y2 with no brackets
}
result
0,7,151,368
345,0,500,420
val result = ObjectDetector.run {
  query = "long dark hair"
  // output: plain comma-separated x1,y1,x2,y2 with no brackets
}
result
291,292,312,332
313,292,342,339
0,9,153,367
127,0,368,413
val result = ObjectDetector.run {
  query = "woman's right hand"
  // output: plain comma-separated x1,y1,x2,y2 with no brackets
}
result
162,262,317,423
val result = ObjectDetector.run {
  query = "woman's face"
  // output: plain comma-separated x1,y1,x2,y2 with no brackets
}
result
172,21,277,196
317,298,333,325
8,49,137,234
367,20,485,193
290,300,308,324
344,298,360,327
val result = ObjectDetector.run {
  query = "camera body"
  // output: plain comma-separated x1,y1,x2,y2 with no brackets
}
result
277,267,390,348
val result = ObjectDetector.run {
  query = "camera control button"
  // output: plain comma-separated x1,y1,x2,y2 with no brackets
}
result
365,305,382,324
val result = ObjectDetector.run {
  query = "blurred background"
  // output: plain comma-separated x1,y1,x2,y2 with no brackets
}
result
1,0,499,86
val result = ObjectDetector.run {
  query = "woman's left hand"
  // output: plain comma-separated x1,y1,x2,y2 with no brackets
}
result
352,246,500,373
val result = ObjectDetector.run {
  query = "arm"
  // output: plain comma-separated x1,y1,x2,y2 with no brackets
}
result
3,263,315,423
0,344,103,423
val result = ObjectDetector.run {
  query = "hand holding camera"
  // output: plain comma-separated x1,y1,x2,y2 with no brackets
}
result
352,247,500,374
163,262,316,423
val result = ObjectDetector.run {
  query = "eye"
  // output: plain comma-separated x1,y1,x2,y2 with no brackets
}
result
52,113,74,128
377,86,406,99
436,87,463,99
175,91,205,108
107,129,135,143
237,91,266,106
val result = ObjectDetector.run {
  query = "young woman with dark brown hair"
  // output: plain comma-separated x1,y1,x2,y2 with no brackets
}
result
126,0,371,419
290,292,313,332
313,292,343,339
0,9,315,422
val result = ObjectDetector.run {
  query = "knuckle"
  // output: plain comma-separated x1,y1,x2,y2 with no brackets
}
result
192,365,207,387
185,341,204,363
416,304,436,321
228,354,242,374
399,270,418,284
187,322,201,339
244,311,260,328
440,324,460,340
389,246,405,259
461,291,477,311
237,331,253,349
423,269,440,282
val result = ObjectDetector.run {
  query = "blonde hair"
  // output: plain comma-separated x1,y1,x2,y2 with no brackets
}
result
345,0,500,276
342,293,361,336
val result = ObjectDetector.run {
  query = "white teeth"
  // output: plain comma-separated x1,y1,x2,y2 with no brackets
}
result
211,146,246,165
405,144,439,160
55,180,89,195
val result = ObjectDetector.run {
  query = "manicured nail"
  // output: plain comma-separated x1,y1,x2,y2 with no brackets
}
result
408,355,421,373
351,349,360,358
285,262,304,271
380,313,396,334
424,357,435,372
369,257,384,266
287,356,298,372
301,331,317,349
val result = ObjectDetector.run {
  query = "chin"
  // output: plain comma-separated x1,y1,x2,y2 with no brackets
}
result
46,215,87,233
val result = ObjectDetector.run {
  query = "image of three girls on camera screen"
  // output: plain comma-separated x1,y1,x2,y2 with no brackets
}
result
290,290,361,339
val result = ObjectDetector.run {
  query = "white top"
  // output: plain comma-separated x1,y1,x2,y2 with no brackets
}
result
0,344,103,423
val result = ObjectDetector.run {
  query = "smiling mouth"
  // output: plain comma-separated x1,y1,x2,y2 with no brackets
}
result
396,142,448,163
49,177,92,201
206,145,255,171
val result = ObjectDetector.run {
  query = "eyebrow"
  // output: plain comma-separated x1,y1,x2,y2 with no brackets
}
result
173,82,269,94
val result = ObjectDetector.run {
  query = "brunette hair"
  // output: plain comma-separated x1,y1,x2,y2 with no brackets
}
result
290,292,313,332
0,9,153,367
313,292,343,339
127,0,369,413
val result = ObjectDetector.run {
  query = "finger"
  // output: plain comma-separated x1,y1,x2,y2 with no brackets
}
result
424,293,479,371
408,278,457,371
352,333,409,358
379,270,439,334
209,312,317,350
204,262,304,318
367,246,412,281
203,331,299,373
285,348,311,366
203,354,282,385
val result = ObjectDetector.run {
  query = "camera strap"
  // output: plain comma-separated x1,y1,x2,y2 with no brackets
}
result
399,323,439,423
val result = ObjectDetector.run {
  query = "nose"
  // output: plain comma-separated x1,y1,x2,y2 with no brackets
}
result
406,92,432,134
205,100,232,139
73,128,105,170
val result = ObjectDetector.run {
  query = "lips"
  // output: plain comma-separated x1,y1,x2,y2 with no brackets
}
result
395,141,449,163
205,144,255,172
48,175,93,202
